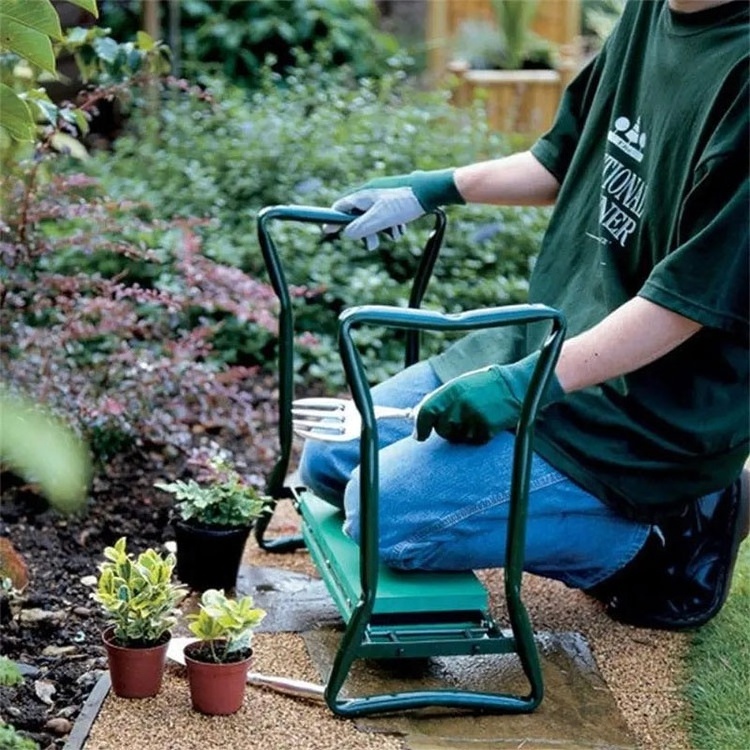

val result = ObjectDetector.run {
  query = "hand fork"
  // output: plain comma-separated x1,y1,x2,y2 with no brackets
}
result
292,397,416,442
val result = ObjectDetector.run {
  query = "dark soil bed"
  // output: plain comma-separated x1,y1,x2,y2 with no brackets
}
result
0,414,281,749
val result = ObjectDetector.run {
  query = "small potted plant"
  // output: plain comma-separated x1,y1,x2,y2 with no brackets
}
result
155,459,269,592
183,588,266,715
92,537,187,698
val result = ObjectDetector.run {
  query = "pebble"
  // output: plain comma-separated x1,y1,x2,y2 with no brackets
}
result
42,645,78,657
77,668,106,688
80,575,98,587
73,606,94,617
18,608,66,625
44,717,73,735
34,679,56,705
16,662,41,678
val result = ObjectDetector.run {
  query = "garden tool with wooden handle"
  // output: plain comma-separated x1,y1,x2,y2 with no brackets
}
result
166,637,325,703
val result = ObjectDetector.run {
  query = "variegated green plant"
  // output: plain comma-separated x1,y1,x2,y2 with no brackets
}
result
187,589,266,663
92,537,187,646
155,460,269,528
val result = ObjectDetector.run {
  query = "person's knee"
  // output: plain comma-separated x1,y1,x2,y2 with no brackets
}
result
298,440,346,508
343,470,418,565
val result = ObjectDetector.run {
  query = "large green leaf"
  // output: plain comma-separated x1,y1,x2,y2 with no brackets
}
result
0,394,91,513
0,83,35,141
0,18,56,73
66,0,100,19
0,0,63,40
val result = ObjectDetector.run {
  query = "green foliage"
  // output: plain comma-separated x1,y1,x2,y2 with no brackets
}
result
491,0,540,70
0,0,100,142
0,723,38,750
684,541,750,750
155,460,269,528
187,588,266,663
1,11,169,177
0,0,65,75
0,655,23,687
87,64,549,388
0,393,91,513
58,26,171,85
92,537,187,646
100,0,400,87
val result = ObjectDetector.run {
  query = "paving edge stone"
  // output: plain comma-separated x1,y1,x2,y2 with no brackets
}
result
62,672,111,750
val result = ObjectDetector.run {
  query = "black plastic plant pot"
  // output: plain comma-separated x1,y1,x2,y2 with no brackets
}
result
172,520,252,592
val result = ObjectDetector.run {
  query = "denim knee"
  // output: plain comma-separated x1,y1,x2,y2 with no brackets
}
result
298,440,347,508
342,464,426,565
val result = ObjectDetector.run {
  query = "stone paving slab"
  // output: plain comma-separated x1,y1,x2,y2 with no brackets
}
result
237,564,341,632
236,564,637,750
304,629,638,750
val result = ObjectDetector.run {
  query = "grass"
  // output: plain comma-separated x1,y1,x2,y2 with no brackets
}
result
684,538,750,750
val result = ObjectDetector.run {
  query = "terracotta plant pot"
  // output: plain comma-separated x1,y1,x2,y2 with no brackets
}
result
102,626,170,698
184,641,252,715
172,520,251,592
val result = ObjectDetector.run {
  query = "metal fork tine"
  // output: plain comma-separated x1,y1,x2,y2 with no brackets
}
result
291,418,345,433
292,397,347,411
293,428,351,443
291,407,347,420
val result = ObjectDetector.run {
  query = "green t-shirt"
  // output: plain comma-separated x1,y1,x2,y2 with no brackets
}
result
431,0,749,520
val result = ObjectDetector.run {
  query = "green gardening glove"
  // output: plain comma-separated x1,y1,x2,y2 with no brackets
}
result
331,169,465,251
415,352,565,444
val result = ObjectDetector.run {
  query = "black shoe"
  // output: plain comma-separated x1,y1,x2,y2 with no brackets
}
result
586,475,748,631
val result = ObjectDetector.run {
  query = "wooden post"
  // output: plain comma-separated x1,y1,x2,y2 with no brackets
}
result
142,0,161,41
426,0,449,82
141,1,162,117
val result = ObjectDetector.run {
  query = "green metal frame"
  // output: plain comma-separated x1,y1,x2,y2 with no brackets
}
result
255,204,446,551
255,205,566,717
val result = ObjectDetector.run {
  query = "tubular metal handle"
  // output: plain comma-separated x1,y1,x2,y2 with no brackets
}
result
255,205,446,507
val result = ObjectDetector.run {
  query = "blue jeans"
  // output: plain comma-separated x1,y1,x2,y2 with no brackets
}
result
299,361,651,590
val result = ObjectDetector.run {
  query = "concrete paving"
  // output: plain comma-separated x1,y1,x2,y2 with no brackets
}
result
238,565,638,750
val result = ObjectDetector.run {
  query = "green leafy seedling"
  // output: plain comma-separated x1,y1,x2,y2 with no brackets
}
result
187,588,266,663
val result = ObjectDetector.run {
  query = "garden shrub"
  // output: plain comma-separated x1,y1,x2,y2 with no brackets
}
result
0,162,281,466
0,12,289,471
100,0,401,87
86,63,551,387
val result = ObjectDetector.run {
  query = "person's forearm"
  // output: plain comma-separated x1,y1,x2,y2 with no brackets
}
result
454,151,560,206
555,296,703,393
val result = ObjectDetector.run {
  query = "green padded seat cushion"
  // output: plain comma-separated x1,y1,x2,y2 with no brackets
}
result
299,490,489,618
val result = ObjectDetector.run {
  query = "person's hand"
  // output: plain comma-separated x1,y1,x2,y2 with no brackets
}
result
331,169,464,251
414,352,565,444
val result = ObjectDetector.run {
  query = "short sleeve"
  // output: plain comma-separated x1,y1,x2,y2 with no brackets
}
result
639,80,749,337
530,49,608,183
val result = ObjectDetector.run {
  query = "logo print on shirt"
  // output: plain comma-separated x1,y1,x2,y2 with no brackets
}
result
607,116,647,163
598,114,648,248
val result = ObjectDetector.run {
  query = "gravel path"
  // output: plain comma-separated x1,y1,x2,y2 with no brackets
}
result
85,500,692,750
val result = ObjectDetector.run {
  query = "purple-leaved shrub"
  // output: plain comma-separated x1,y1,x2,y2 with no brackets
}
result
1,158,286,468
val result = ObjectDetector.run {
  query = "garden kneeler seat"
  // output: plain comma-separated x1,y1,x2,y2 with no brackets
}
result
255,205,566,717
